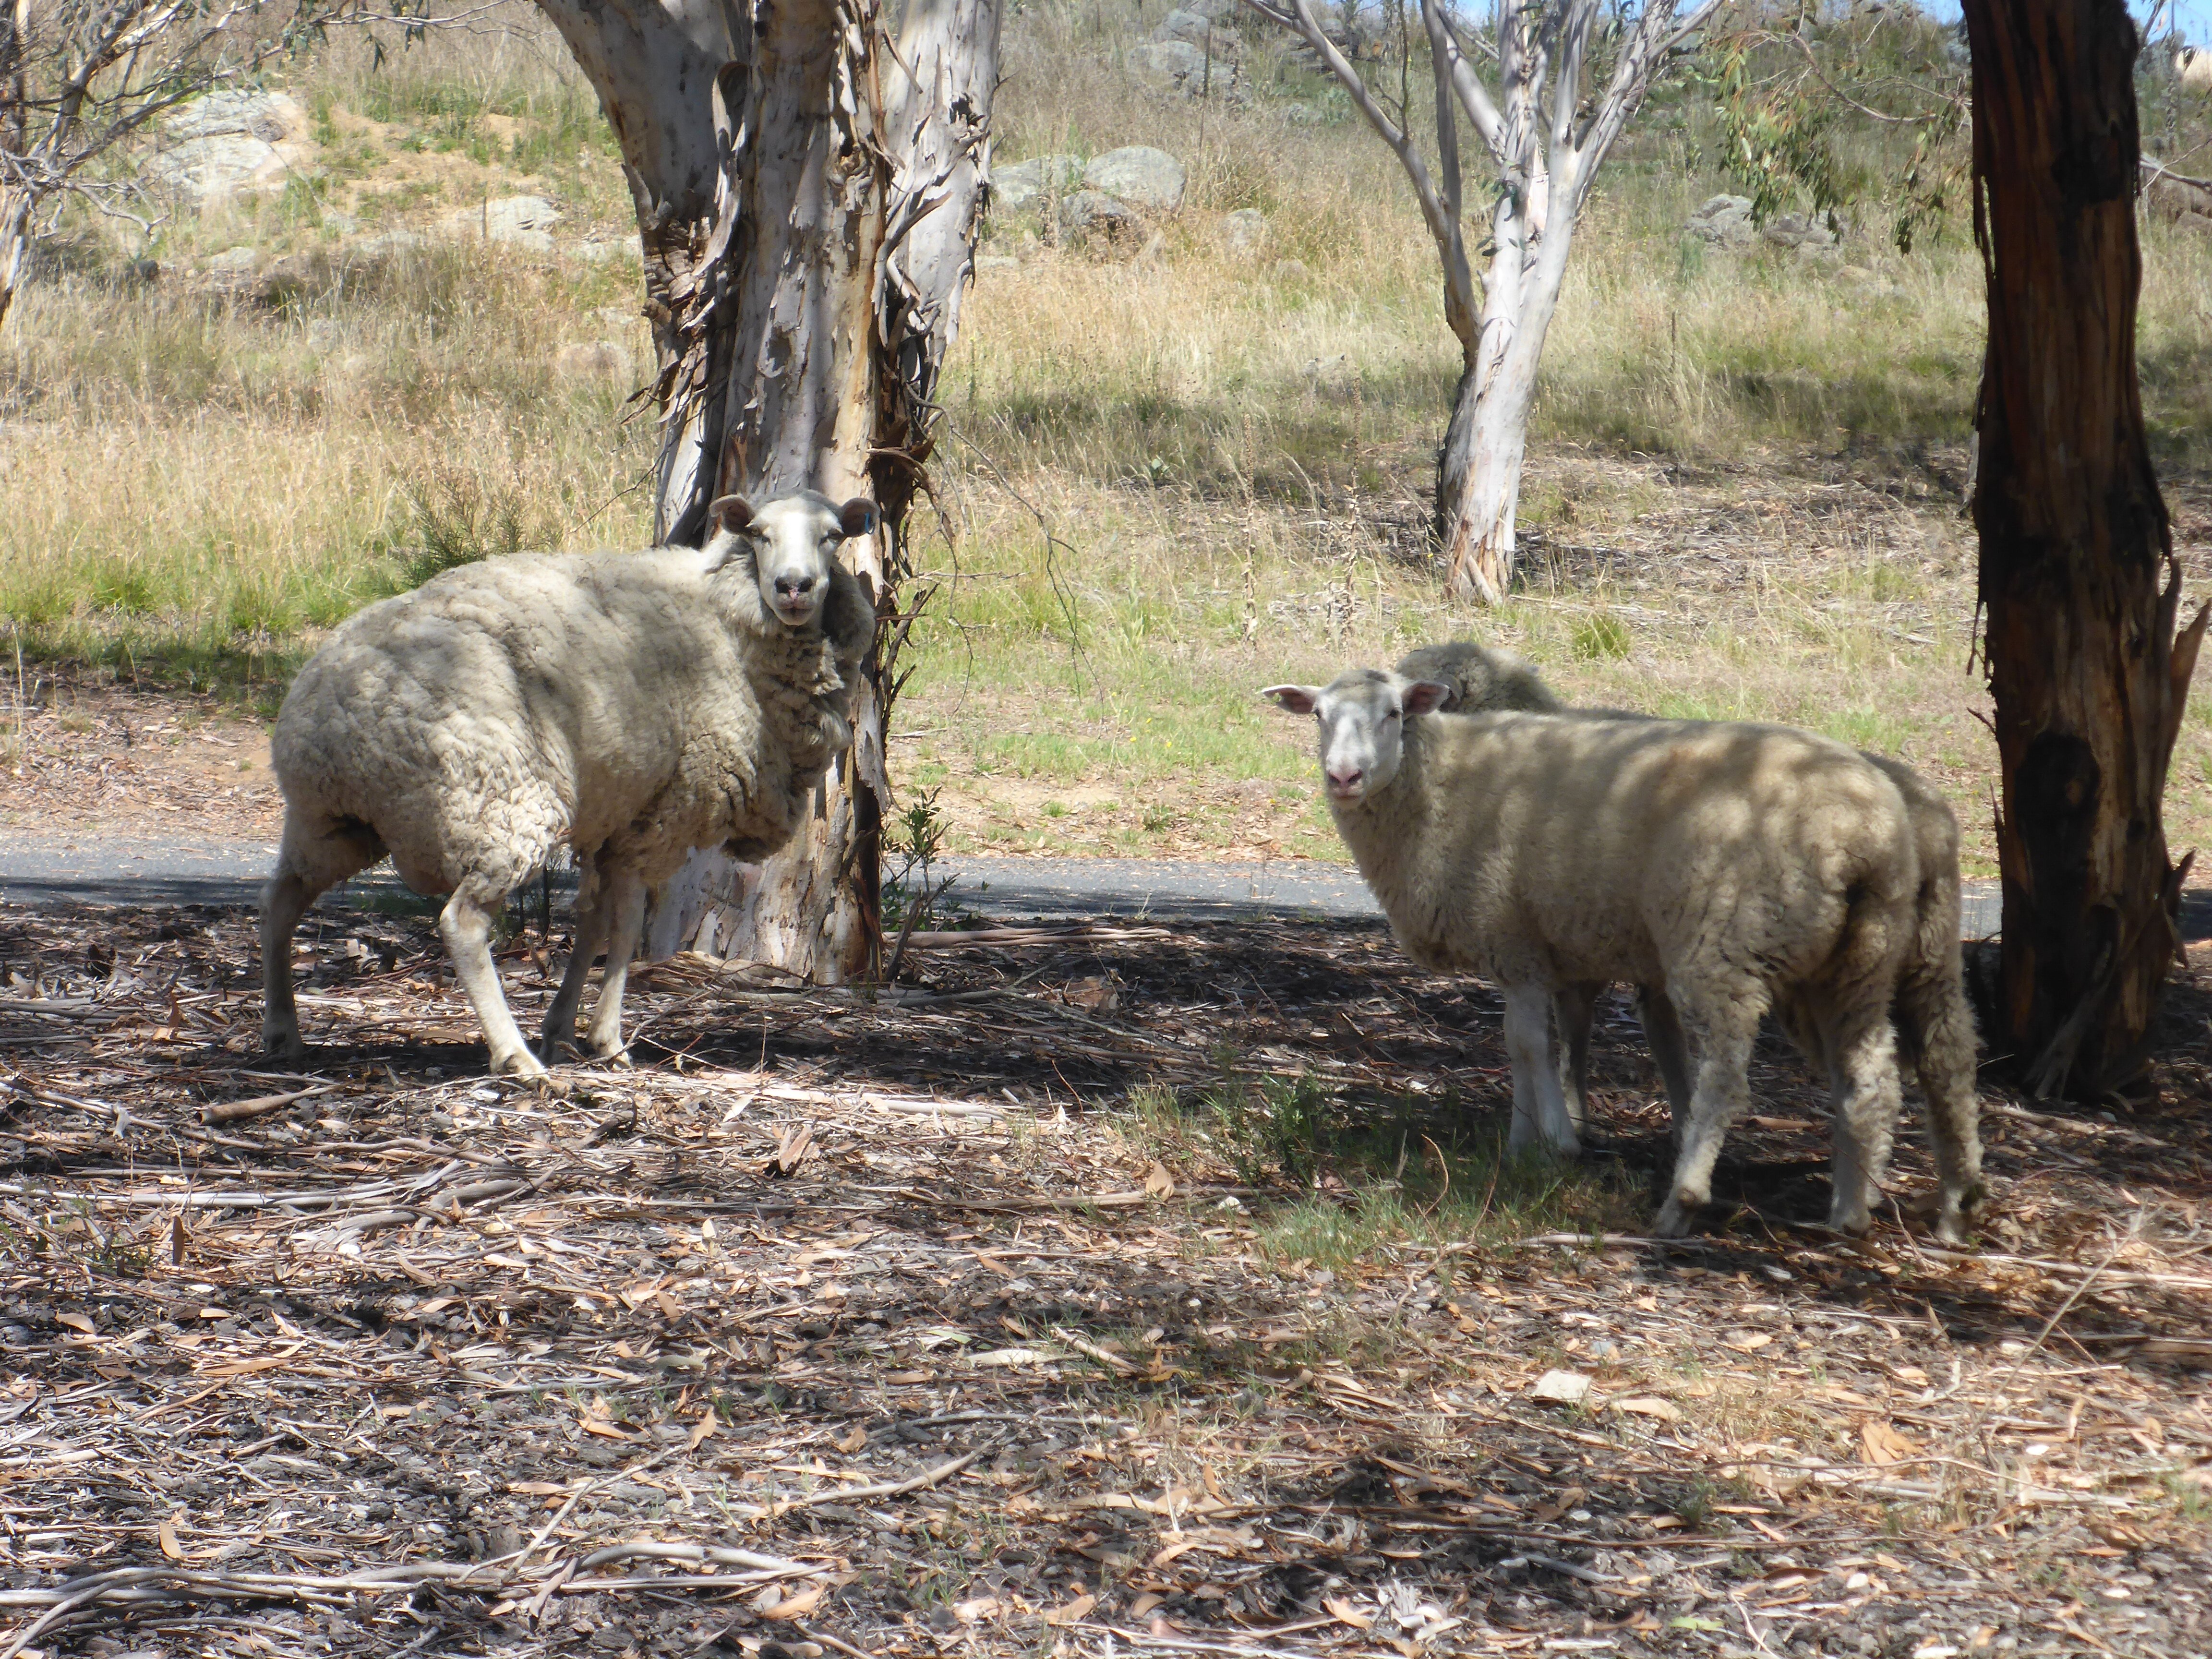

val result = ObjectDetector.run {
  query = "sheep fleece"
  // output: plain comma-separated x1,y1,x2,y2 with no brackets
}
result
271,546,868,899
1346,711,1917,1005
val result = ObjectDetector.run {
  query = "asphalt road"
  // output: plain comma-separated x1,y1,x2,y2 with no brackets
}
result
5,827,2191,941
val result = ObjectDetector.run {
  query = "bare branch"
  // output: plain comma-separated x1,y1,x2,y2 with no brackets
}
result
1244,0,1477,347
1424,0,1503,160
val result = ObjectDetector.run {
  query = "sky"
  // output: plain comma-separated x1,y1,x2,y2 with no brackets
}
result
1913,0,2212,50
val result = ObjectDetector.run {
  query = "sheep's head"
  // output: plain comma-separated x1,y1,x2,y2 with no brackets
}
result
705,490,878,629
1263,669,1451,804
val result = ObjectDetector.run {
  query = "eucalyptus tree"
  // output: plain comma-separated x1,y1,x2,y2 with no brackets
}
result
531,0,999,979
1245,0,1722,599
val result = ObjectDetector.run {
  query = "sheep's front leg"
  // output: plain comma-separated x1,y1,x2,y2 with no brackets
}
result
260,869,321,1061
582,866,648,1062
1504,985,1579,1156
541,857,611,1060
439,883,547,1078
1551,982,1601,1140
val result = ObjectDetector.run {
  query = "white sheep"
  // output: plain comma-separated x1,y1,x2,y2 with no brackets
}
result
1264,667,1982,1241
262,490,878,1077
1396,640,1983,1238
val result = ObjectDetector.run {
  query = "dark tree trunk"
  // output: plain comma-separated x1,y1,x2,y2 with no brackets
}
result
1964,0,2210,1098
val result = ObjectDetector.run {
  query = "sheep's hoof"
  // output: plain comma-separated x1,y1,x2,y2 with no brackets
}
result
1827,1196,1875,1236
1652,1196,1697,1238
489,1046,551,1079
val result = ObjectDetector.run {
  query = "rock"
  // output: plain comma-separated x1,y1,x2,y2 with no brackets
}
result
1761,211,1835,252
352,230,423,260
1058,191,1146,253
974,252,1020,271
444,195,561,251
989,155,1083,216
1686,193,1755,249
1531,1369,1592,1405
554,341,629,378
573,238,636,264
145,90,316,204
206,245,258,273
2177,208,2212,237
1153,8,1242,59
1266,257,1311,284
1180,0,1243,17
1127,39,1244,98
1281,102,1331,125
1084,146,1186,213
1220,207,1268,259
593,305,641,335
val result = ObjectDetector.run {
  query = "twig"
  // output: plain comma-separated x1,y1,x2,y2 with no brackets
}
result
773,1441,998,1513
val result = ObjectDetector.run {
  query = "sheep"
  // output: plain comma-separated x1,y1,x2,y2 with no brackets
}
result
1263,667,1982,1241
1396,641,1983,1240
261,489,878,1078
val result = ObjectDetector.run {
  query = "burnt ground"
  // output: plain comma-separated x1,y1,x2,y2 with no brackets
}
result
0,900,2208,1659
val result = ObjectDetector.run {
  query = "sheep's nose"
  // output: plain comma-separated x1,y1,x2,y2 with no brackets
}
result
776,574,817,598
1326,766,1363,794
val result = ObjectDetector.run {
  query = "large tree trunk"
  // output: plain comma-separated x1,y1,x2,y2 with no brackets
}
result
540,0,997,983
1964,0,2209,1099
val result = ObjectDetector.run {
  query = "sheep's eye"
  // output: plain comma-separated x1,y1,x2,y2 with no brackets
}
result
1386,709,1401,721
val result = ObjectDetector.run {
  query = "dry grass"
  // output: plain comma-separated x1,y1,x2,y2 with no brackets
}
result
4,0,2212,871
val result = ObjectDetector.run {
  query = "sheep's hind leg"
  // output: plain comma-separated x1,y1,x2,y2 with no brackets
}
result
260,870,323,1061
1824,1010,1903,1236
262,817,380,1061
1654,1002,1757,1237
582,866,648,1062
1635,986,1695,1146
541,854,612,1060
439,879,546,1078
1551,983,1601,1141
1505,985,1579,1156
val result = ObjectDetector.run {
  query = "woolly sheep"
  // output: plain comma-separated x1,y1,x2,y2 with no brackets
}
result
1263,667,1982,1241
261,490,878,1077
1397,641,1983,1239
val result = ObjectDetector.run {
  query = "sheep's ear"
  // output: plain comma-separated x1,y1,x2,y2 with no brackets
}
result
837,497,878,540
1401,680,1454,717
1262,685,1320,715
709,495,755,535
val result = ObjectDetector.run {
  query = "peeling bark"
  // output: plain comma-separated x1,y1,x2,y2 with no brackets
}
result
1964,0,2210,1097
540,0,998,982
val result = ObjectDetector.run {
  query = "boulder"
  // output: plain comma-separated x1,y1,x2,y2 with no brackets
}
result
1153,8,1242,59
444,195,561,252
205,244,258,273
1128,39,1244,98
1221,207,1268,259
146,91,316,204
1761,211,1836,252
574,238,638,264
1686,194,1755,249
1084,146,1186,213
1059,191,1147,252
989,155,1083,216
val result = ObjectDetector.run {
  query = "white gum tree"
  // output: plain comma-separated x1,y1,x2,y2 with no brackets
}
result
1246,0,1721,600
532,0,999,982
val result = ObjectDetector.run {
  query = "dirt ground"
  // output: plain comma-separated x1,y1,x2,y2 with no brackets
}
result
0,898,2207,1659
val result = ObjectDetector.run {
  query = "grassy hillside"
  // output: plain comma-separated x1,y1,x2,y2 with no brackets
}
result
4,1,2211,873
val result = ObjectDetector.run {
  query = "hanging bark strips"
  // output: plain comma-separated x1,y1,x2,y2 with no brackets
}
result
537,0,998,982
1963,0,2209,1097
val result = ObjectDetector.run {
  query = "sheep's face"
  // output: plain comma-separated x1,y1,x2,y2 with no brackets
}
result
706,491,878,628
1263,670,1451,804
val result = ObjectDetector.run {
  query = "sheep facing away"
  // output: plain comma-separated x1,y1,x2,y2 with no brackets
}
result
262,490,878,1077
1264,666,1983,1242
1396,641,1982,1238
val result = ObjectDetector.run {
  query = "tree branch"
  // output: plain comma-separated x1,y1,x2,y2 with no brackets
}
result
1245,0,1477,347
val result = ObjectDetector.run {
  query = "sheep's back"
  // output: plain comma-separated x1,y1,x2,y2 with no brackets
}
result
1362,713,1916,991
